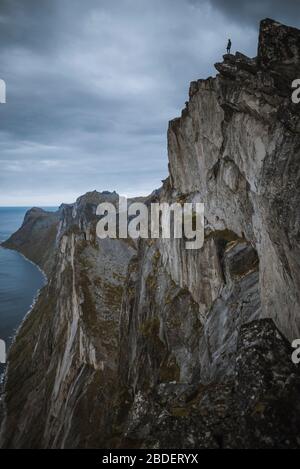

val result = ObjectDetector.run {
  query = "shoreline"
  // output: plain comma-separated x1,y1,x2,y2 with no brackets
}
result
0,245,48,348
0,245,48,389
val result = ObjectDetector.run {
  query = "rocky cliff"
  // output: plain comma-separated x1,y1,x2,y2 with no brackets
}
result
1,18,300,449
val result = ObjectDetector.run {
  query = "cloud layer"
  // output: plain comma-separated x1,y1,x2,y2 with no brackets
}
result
0,0,299,205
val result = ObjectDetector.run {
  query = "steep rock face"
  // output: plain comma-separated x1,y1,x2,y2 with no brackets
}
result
117,319,300,449
167,19,300,342
1,192,137,448
115,18,300,447
1,19,300,448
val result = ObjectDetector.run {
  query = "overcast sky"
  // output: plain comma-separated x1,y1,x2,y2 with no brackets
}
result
0,0,299,206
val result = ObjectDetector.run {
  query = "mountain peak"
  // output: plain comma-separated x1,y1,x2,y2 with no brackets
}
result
258,18,300,72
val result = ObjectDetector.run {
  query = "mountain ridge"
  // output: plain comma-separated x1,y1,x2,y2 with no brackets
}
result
1,18,300,448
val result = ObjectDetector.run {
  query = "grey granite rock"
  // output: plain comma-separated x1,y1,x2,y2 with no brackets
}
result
1,18,300,449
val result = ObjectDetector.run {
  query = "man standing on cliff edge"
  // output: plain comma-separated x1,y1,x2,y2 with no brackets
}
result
227,38,232,54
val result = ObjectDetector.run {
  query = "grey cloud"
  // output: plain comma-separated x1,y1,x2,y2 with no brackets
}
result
207,0,300,28
0,0,299,205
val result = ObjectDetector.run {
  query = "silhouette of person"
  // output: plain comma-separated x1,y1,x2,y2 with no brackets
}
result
227,38,232,54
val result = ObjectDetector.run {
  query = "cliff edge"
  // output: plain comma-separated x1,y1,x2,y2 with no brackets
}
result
1,19,300,448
